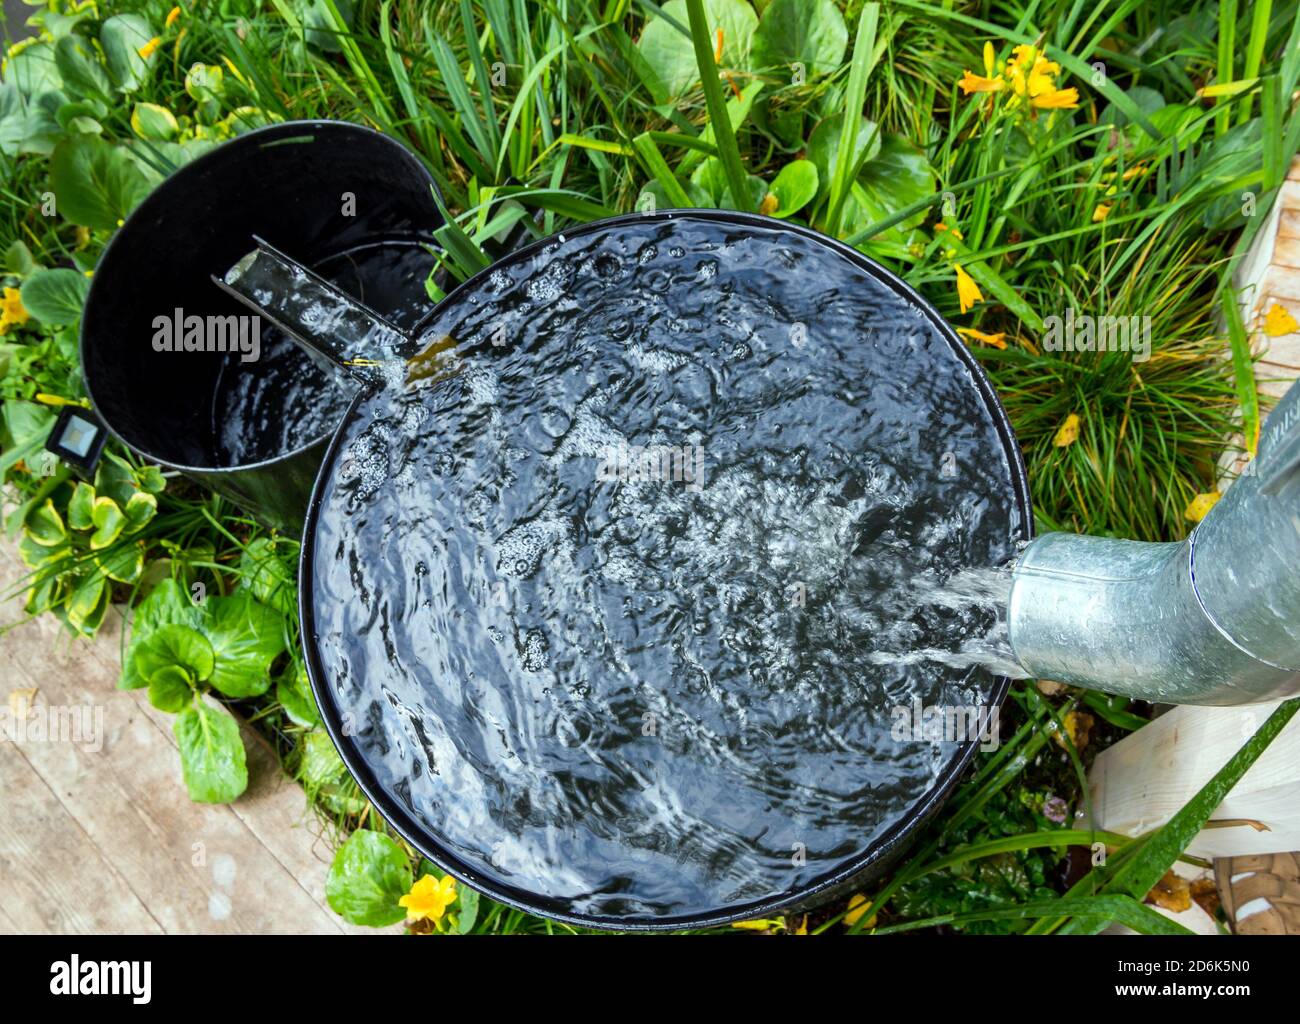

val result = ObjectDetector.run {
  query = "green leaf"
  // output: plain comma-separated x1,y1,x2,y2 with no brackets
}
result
67,481,95,530
751,0,847,78
147,664,193,713
95,539,145,584
53,34,112,101
638,0,758,102
93,449,138,506
122,490,157,533
130,102,178,140
18,267,89,326
278,661,320,728
851,134,936,239
326,829,412,927
24,498,66,546
767,159,818,217
1,401,56,479
807,112,880,201
66,571,106,630
299,728,345,788
135,464,166,494
4,41,63,98
239,537,296,616
121,577,207,689
136,623,215,685
100,14,154,94
173,700,248,803
456,884,480,934
3,239,36,276
48,133,153,230
89,495,125,549
204,590,286,698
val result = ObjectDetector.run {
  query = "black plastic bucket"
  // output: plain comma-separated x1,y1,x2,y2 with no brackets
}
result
80,120,444,530
298,210,1033,930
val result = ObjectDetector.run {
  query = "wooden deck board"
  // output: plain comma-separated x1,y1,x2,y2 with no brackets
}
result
0,538,387,934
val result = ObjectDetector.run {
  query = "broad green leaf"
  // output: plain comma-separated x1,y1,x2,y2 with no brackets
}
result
0,401,56,478
300,728,345,788
239,537,296,616
3,42,62,98
767,159,818,217
135,464,166,494
326,829,412,927
3,239,35,276
19,532,64,568
751,0,847,78
93,449,139,506
123,490,157,532
66,571,106,630
100,14,154,94
130,102,178,140
18,267,89,326
147,665,192,713
807,113,880,200
851,134,936,239
204,590,286,698
173,700,248,803
638,0,758,102
89,495,125,549
48,134,153,230
24,498,66,546
53,34,112,101
67,481,95,530
135,623,215,684
121,577,207,690
95,539,145,584
278,661,320,728
456,884,480,934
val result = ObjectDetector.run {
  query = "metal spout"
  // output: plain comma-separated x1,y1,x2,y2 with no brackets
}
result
1007,383,1300,706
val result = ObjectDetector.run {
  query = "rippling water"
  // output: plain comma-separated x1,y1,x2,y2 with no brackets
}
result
307,217,1027,921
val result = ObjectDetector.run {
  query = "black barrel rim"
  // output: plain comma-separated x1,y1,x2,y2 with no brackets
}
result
79,119,439,477
299,209,1034,931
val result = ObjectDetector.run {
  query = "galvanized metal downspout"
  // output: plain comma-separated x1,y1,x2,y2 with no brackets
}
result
1007,381,1300,706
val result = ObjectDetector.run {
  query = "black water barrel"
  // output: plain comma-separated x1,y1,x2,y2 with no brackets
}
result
81,120,443,530
300,210,1033,929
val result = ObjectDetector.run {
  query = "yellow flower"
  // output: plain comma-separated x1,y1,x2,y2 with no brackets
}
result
1031,86,1079,110
731,918,783,932
955,263,982,314
166,6,182,27
957,327,1007,349
959,69,1004,94
1184,491,1221,523
1092,203,1112,222
758,191,778,216
0,286,28,333
844,893,877,928
934,222,964,241
1263,303,1299,337
713,27,724,64
1026,56,1062,98
1053,413,1081,448
138,37,161,60
398,873,457,923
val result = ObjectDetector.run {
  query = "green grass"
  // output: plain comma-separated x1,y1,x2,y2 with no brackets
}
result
3,0,1299,934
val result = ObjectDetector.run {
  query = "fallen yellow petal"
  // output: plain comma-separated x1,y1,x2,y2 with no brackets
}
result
956,327,1007,349
844,893,877,928
1053,413,1081,448
955,263,983,314
731,918,782,932
1184,491,1221,523
1263,303,1299,337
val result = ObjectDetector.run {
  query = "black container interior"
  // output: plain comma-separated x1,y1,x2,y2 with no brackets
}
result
81,121,441,472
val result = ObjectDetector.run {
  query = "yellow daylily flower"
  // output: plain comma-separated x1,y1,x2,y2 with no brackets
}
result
1053,413,1081,448
166,6,182,28
1184,491,1221,523
954,263,983,314
399,873,457,923
959,69,1005,94
1263,303,1299,337
1032,86,1079,110
957,327,1007,349
1092,203,1112,222
138,37,162,60
0,286,28,333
